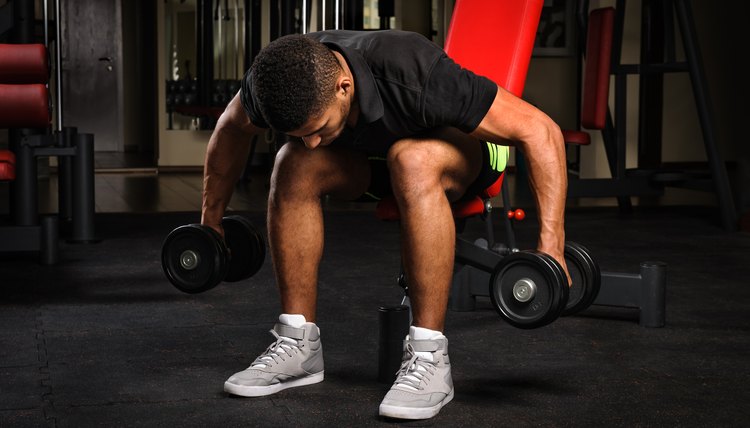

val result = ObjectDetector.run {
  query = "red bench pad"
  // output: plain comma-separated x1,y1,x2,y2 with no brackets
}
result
0,150,16,181
0,44,49,84
562,129,591,146
0,84,51,128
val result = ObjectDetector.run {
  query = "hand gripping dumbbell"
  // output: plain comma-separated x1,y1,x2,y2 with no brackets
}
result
488,241,601,328
161,215,265,293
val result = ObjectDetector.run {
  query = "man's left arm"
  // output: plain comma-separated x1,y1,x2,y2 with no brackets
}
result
470,85,569,281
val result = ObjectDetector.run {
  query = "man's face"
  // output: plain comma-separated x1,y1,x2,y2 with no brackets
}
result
287,90,351,149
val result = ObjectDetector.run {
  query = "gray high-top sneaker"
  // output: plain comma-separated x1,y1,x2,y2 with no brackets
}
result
224,319,324,397
379,334,454,419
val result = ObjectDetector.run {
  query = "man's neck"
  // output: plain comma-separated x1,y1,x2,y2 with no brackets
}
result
332,50,359,128
347,102,360,128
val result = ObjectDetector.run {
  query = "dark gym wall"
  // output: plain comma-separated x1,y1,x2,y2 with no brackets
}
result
399,0,431,38
692,0,750,216
122,0,157,160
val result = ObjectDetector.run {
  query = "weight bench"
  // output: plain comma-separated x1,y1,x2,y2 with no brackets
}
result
376,0,666,382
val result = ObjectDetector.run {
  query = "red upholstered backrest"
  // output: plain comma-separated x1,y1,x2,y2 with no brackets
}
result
581,7,614,130
0,84,51,128
444,0,542,201
0,44,49,84
444,0,543,97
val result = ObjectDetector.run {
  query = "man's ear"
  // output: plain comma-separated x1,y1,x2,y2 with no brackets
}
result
337,76,353,96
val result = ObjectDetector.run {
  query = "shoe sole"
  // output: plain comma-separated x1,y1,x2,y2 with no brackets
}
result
224,371,324,397
379,389,454,420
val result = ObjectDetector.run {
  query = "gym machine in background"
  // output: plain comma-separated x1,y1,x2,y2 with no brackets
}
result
0,0,97,264
166,0,249,130
564,0,737,231
164,0,391,131
165,0,264,130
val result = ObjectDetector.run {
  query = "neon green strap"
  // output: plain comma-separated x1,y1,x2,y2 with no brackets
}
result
486,141,509,173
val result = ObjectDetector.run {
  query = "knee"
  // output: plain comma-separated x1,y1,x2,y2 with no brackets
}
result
270,142,319,200
273,141,306,173
387,140,442,199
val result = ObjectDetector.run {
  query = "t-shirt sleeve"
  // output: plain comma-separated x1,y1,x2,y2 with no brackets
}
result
239,69,270,129
421,54,498,133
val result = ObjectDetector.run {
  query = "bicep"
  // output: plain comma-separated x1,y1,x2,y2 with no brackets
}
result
218,92,265,138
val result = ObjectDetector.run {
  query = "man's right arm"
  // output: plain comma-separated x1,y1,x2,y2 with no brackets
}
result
201,92,265,235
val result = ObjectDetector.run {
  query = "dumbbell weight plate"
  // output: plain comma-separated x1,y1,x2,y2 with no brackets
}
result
161,224,228,294
222,215,266,282
562,242,601,316
489,251,569,329
526,251,569,325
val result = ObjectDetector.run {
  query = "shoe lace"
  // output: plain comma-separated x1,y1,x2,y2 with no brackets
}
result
251,329,301,368
393,343,436,391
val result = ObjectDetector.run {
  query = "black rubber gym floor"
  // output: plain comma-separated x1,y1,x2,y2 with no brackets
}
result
1,205,748,427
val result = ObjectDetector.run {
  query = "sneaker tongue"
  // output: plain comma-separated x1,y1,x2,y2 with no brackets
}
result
279,314,307,328
409,325,443,340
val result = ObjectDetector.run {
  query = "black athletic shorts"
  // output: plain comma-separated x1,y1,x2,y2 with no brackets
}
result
360,140,509,201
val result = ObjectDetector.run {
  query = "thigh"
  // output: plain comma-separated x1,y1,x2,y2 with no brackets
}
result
272,140,371,201
387,127,483,202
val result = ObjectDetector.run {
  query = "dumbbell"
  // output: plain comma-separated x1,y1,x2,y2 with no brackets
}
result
161,215,265,294
561,241,601,316
489,250,569,329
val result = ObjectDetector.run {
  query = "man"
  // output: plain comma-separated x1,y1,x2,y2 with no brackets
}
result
201,30,568,420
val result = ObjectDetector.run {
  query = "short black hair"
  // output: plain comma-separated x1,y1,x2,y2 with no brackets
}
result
249,34,342,132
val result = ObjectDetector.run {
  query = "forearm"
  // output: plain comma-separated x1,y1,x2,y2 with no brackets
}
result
201,120,254,228
471,87,567,261
516,121,567,260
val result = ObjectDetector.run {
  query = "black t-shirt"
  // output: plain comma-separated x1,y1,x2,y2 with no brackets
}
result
240,30,497,154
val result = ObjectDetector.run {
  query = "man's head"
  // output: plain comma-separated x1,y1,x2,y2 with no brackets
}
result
249,34,344,134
